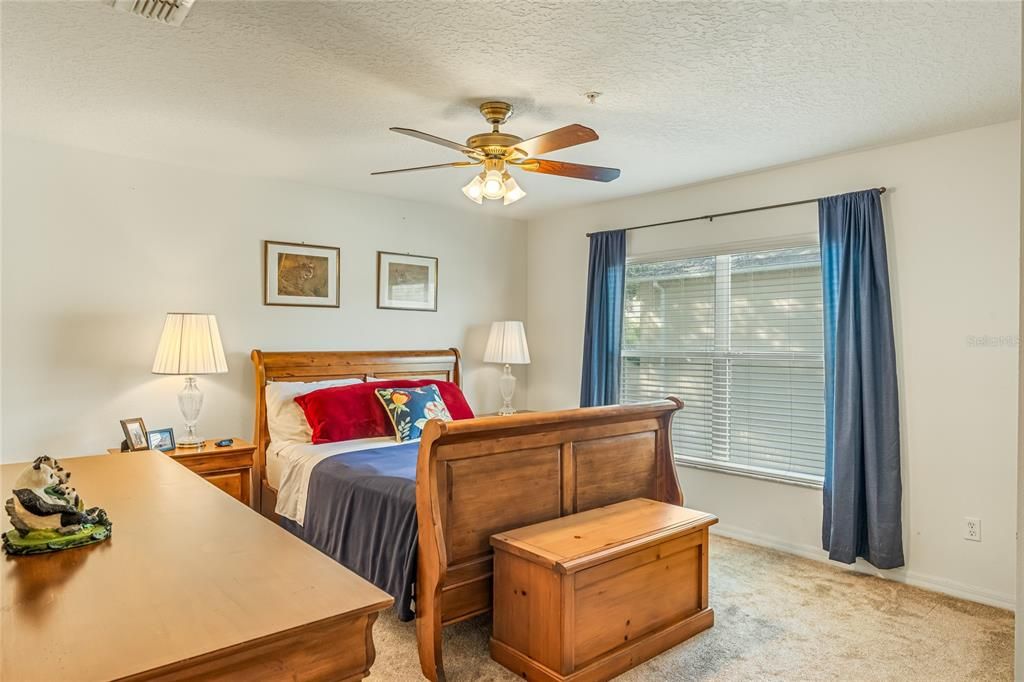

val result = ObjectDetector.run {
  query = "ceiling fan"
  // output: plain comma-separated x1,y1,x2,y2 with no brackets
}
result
371,101,620,206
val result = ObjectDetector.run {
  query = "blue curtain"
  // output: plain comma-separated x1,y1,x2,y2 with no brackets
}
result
819,189,904,569
580,229,626,407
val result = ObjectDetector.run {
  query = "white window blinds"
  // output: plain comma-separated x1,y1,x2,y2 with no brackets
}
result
622,244,826,483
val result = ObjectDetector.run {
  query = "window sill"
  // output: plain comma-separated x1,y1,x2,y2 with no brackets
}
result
675,457,824,490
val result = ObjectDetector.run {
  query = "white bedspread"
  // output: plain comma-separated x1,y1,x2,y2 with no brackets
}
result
271,437,410,524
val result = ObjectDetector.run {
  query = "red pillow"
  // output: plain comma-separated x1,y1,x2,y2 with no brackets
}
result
294,379,474,444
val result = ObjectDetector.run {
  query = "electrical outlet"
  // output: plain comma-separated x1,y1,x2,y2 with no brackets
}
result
964,517,982,542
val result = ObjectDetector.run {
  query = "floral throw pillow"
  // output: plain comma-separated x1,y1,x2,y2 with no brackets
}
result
375,385,453,442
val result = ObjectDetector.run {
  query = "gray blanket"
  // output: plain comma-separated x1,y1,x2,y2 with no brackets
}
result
281,441,419,621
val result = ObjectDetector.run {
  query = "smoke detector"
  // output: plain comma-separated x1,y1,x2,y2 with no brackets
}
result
110,0,196,27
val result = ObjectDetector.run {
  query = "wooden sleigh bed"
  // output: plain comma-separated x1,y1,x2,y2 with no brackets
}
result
251,348,684,681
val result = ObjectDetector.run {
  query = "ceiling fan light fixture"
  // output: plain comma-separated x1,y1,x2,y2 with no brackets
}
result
462,174,484,204
482,169,505,200
502,172,526,205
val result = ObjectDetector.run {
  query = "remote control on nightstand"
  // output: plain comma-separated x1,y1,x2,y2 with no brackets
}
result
215,438,234,447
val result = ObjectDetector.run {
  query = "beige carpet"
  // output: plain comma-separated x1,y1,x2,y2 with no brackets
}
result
369,536,1014,681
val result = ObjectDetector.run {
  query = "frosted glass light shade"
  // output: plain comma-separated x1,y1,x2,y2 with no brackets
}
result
483,321,531,365
462,175,484,204
152,313,228,375
502,173,526,205
482,170,505,200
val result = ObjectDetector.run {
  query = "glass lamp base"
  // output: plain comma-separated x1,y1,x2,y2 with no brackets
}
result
176,434,203,447
177,377,205,447
498,364,517,416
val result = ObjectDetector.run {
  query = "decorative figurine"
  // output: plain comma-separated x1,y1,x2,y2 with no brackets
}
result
2,456,111,555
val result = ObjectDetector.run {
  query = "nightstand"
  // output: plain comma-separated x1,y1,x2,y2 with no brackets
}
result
479,409,536,417
109,438,256,508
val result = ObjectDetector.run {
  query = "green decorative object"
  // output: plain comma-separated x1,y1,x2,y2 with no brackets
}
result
2,456,111,556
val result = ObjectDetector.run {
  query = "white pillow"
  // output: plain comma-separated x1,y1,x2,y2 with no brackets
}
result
265,378,363,445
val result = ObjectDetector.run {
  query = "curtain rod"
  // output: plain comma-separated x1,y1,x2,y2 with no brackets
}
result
585,187,887,238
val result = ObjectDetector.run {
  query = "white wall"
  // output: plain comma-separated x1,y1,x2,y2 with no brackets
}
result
1,137,528,462
527,121,1021,607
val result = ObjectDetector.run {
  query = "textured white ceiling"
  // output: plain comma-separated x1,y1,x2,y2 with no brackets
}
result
2,1,1020,218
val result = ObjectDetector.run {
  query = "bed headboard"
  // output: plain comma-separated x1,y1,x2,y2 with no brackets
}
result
250,348,462,512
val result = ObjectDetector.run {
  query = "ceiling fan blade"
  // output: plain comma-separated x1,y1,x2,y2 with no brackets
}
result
371,161,479,176
390,127,478,155
517,159,620,182
515,124,598,157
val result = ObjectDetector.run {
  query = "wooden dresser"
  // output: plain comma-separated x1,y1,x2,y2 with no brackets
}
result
490,498,717,681
2,451,392,681
108,438,256,508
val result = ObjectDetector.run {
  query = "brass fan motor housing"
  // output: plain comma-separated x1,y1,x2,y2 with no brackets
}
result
465,131,524,159
467,102,525,159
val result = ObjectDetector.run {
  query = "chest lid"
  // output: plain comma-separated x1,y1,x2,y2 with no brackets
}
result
490,498,717,574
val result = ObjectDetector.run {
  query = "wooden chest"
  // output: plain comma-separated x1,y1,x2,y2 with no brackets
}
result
489,498,717,681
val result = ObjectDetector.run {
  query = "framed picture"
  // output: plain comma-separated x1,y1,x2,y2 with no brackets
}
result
147,428,176,452
264,240,340,308
120,418,149,452
377,251,438,312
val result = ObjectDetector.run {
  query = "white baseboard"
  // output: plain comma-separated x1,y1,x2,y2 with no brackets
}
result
711,524,1016,611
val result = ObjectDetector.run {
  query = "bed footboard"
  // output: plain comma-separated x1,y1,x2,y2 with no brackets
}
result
414,399,683,681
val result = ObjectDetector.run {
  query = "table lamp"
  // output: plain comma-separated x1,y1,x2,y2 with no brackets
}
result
483,321,530,416
152,313,228,447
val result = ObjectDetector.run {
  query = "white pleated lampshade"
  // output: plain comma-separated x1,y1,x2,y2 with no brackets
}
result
483,321,531,365
152,313,229,375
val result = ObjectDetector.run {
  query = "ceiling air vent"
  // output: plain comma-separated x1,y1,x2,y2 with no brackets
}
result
110,0,196,27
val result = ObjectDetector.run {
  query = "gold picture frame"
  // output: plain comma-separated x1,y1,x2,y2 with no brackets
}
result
264,240,341,308
376,251,438,312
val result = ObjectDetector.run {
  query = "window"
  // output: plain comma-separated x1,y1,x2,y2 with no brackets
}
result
622,244,825,484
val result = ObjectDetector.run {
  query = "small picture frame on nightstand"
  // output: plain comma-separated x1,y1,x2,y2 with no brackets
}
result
147,428,176,452
120,418,149,452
